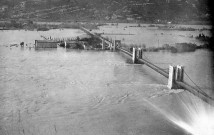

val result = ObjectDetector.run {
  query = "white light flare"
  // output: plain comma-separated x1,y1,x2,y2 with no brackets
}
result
167,96,214,135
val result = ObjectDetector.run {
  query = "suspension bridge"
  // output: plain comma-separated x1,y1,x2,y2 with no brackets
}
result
80,26,214,106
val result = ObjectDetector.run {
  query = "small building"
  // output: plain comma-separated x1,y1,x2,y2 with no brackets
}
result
35,40,58,48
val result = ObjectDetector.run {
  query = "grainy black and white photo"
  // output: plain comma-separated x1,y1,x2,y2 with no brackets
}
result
0,0,214,135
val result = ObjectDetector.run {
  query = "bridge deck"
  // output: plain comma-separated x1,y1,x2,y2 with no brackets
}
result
80,27,214,106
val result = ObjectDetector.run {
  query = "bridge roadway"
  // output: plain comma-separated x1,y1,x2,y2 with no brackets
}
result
80,27,214,106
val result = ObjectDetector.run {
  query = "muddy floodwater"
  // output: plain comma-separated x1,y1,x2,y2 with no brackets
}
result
0,25,213,135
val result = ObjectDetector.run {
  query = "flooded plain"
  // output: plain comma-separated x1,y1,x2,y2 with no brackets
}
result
0,24,213,135
93,23,212,46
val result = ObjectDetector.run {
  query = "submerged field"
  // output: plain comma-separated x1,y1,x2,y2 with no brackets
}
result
93,23,212,47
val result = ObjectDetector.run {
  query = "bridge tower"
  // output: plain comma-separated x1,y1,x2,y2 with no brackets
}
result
101,39,105,50
168,65,184,89
132,48,137,63
137,48,143,59
132,47,143,63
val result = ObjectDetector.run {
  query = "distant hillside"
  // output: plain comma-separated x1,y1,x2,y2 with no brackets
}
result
0,0,212,24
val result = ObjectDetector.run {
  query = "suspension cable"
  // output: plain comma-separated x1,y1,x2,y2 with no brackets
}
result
184,71,204,93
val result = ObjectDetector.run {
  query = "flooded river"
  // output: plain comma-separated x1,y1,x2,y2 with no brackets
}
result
0,25,213,135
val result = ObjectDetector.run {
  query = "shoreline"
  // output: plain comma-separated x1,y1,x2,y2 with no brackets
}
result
0,20,212,31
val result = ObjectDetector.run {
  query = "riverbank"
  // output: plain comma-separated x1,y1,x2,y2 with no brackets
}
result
1,20,212,31
0,21,106,31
